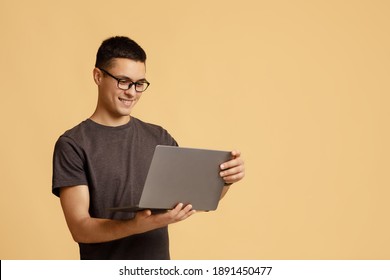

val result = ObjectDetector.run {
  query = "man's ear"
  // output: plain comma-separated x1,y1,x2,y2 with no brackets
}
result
93,68,102,85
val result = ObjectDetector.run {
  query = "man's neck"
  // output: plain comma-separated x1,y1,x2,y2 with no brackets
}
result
89,113,131,127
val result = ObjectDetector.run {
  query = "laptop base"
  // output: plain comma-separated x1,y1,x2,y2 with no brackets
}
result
109,206,168,214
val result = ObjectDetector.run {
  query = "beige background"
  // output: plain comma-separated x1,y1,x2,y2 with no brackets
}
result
1,0,389,259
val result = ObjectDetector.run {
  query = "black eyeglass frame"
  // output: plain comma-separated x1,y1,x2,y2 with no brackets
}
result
98,68,150,92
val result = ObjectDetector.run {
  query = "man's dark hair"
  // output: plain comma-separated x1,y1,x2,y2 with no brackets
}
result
95,36,147,69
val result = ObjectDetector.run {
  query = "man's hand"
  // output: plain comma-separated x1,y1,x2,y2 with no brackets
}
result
133,203,196,234
219,150,245,185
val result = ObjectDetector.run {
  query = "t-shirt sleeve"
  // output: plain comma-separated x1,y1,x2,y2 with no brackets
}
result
52,136,88,197
165,130,178,147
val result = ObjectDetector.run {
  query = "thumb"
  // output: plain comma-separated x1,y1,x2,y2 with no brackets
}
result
137,209,152,218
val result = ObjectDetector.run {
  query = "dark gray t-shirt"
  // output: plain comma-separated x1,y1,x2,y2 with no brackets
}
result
52,117,178,260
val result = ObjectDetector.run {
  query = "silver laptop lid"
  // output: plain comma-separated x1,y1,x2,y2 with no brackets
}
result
138,145,231,211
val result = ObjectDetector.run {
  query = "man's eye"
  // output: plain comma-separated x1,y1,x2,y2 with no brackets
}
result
118,80,131,86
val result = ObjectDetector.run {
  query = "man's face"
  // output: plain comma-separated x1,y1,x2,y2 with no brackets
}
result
94,58,146,122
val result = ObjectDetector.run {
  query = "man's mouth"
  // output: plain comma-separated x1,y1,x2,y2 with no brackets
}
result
119,97,134,106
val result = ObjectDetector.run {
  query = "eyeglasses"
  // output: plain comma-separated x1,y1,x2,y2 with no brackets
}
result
98,68,150,92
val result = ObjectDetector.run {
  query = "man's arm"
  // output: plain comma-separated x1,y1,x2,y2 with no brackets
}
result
219,150,245,199
60,185,195,244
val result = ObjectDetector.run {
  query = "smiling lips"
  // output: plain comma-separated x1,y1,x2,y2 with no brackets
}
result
119,97,134,106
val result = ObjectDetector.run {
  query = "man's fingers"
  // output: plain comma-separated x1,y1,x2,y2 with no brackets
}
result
172,204,194,221
220,156,244,171
220,164,245,177
222,171,245,183
162,203,194,221
231,150,241,158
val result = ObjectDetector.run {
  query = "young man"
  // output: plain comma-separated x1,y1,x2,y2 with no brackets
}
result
52,36,245,260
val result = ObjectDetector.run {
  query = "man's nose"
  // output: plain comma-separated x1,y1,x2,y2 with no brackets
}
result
124,85,137,96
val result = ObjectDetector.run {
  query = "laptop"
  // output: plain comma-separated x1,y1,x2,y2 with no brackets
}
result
109,145,231,212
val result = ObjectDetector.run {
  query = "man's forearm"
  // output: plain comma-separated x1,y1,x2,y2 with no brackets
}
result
68,216,137,244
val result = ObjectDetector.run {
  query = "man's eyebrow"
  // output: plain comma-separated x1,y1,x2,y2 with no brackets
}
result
117,75,146,82
116,75,131,80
